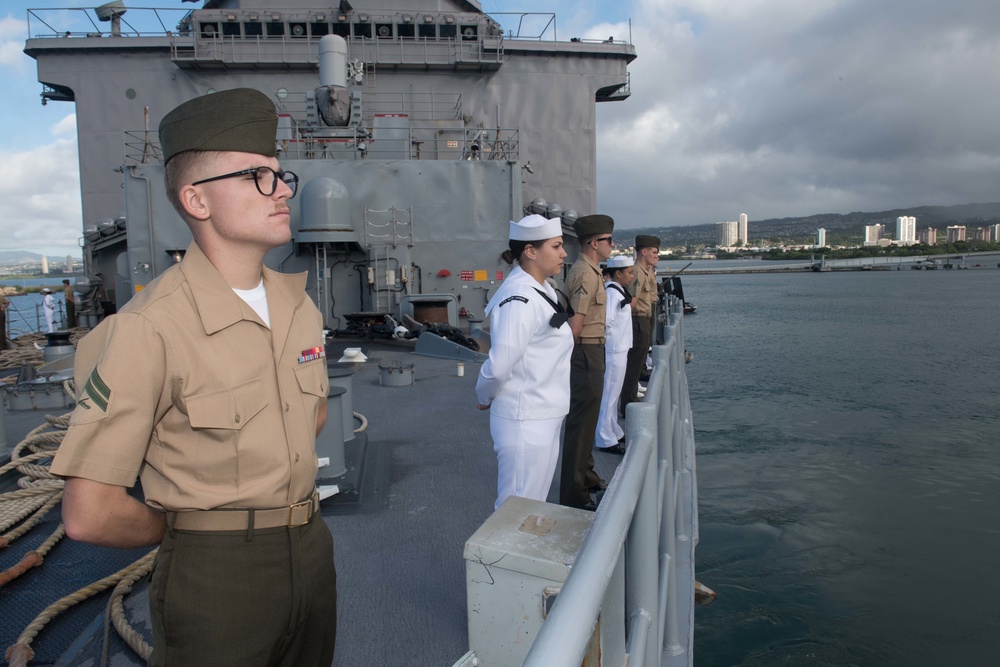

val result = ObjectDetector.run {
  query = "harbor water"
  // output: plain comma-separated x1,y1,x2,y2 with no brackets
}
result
0,279,72,337
682,267,1000,666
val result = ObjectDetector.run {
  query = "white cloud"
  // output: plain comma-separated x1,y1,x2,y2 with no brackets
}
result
52,113,77,137
0,15,27,67
589,0,1000,227
1,131,82,256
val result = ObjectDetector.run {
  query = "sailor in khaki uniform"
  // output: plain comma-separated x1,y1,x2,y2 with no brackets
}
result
52,89,337,666
595,255,634,454
559,214,615,510
621,234,660,414
63,279,77,329
476,214,573,510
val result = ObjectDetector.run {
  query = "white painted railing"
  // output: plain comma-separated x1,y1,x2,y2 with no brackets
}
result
520,297,698,666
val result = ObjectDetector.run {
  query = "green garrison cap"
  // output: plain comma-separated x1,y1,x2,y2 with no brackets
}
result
573,214,614,238
635,235,661,249
159,88,278,164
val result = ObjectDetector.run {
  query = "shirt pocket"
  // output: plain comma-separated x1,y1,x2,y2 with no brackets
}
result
294,361,328,418
186,379,269,484
595,286,607,309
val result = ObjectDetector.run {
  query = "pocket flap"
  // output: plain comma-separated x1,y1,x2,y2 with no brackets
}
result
294,362,328,398
187,380,267,430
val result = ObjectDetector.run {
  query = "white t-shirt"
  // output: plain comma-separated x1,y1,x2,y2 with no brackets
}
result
232,278,270,328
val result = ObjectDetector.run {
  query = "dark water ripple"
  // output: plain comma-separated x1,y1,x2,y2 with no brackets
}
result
682,269,1000,667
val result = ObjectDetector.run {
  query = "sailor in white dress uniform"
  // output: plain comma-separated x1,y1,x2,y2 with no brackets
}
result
596,255,635,452
476,214,574,510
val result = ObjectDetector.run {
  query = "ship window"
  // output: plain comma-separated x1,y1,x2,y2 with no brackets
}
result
311,22,330,37
418,24,436,39
397,23,415,38
244,21,263,37
461,25,478,41
221,22,241,37
266,22,285,37
289,23,307,38
376,23,393,39
332,23,350,38
439,24,457,39
199,22,218,38
353,22,372,39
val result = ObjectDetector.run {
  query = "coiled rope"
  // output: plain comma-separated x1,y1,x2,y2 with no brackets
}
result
0,329,89,375
1,383,155,667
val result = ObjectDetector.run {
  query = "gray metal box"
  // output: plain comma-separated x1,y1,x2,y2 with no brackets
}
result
463,496,595,666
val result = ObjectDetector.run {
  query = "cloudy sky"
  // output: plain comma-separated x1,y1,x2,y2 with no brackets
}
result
3,0,1000,256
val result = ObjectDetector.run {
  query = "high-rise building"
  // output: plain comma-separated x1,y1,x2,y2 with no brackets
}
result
738,213,748,246
919,227,937,245
716,221,739,247
974,227,989,241
864,224,884,246
41,256,49,274
946,225,966,243
896,216,916,245
66,255,73,272
990,224,1000,242
816,228,827,247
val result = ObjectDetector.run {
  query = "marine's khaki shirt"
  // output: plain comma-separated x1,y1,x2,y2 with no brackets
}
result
630,263,658,317
51,242,327,511
564,254,606,340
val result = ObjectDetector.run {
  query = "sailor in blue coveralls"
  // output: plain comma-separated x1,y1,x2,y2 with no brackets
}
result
476,214,574,510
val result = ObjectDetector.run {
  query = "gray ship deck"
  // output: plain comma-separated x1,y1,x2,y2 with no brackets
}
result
1,338,626,666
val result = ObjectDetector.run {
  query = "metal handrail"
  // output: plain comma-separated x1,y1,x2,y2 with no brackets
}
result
122,126,519,166
523,298,696,666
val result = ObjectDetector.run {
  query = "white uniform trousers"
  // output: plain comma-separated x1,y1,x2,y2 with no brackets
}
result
595,348,629,448
491,414,563,510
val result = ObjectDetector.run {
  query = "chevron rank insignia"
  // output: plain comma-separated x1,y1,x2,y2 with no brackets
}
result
79,368,111,412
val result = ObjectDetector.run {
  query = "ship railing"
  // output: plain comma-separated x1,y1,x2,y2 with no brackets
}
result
168,32,504,68
523,299,696,667
487,11,635,47
25,7,189,39
486,12,558,41
121,126,519,166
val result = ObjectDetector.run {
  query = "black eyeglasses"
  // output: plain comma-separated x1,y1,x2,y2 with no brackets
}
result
594,236,614,244
191,166,299,199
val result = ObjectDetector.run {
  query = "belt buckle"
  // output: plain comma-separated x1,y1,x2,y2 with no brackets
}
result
287,498,312,527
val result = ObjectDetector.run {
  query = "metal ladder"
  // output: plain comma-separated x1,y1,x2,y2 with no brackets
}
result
363,207,413,312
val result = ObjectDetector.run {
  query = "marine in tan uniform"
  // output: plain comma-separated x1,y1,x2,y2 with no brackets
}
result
62,279,77,328
621,234,660,413
52,89,337,666
559,214,615,510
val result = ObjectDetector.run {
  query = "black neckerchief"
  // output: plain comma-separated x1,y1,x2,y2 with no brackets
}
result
607,282,633,308
532,287,575,329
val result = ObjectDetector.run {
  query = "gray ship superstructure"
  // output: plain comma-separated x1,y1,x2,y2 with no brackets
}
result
24,0,635,331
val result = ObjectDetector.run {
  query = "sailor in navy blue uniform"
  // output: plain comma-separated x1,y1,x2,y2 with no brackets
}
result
476,214,574,510
596,255,635,454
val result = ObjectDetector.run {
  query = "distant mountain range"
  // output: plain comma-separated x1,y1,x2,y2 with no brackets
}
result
618,202,1000,247
0,251,81,267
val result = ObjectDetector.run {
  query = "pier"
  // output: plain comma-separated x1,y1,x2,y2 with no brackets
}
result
665,250,1000,274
